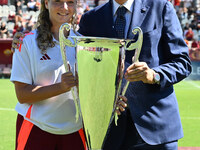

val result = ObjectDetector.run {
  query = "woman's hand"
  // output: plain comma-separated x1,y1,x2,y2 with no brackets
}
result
60,71,78,92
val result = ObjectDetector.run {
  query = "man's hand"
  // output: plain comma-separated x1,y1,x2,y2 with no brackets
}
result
115,95,127,115
11,32,25,52
124,62,156,84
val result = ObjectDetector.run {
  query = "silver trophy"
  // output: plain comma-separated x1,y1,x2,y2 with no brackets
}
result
59,23,143,150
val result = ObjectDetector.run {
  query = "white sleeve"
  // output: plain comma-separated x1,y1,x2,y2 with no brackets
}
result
10,39,33,84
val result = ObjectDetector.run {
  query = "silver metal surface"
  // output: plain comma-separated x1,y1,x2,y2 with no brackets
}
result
59,23,143,150
59,23,80,121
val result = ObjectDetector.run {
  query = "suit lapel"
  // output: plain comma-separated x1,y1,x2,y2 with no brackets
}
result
127,0,149,39
103,0,117,38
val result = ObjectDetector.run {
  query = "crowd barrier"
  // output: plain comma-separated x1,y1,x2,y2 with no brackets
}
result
187,61,200,80
0,38,12,65
187,48,200,80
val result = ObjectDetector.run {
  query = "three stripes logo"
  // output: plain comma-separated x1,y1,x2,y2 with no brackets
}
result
40,54,51,60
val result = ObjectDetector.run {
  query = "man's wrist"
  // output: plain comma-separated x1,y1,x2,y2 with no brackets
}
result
153,72,160,84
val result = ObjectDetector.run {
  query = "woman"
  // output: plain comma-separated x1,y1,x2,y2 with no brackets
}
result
11,0,127,149
11,0,85,149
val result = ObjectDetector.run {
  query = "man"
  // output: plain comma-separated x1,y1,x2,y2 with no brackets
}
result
78,0,191,149
0,21,8,38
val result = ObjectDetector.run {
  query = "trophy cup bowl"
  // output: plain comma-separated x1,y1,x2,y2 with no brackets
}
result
59,23,143,150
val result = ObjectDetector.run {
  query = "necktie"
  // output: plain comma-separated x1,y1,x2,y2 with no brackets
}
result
114,6,127,39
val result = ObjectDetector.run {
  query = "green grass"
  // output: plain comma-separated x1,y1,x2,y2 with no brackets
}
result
175,80,200,147
0,79,200,149
0,79,18,150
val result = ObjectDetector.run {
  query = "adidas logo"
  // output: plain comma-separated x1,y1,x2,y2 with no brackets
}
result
40,54,51,60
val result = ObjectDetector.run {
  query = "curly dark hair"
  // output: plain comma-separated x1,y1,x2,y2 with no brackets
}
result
36,0,77,54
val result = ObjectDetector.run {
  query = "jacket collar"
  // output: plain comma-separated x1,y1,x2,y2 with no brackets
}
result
127,0,149,39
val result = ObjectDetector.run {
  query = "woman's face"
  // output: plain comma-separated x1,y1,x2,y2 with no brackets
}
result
45,0,76,27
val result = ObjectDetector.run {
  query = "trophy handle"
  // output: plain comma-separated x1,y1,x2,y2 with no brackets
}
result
59,23,80,122
110,27,143,127
59,23,77,72
121,27,143,96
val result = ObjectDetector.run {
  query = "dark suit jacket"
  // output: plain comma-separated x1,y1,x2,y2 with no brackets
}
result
78,0,192,147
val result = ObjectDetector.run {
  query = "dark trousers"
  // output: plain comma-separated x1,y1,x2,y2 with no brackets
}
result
103,109,178,150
